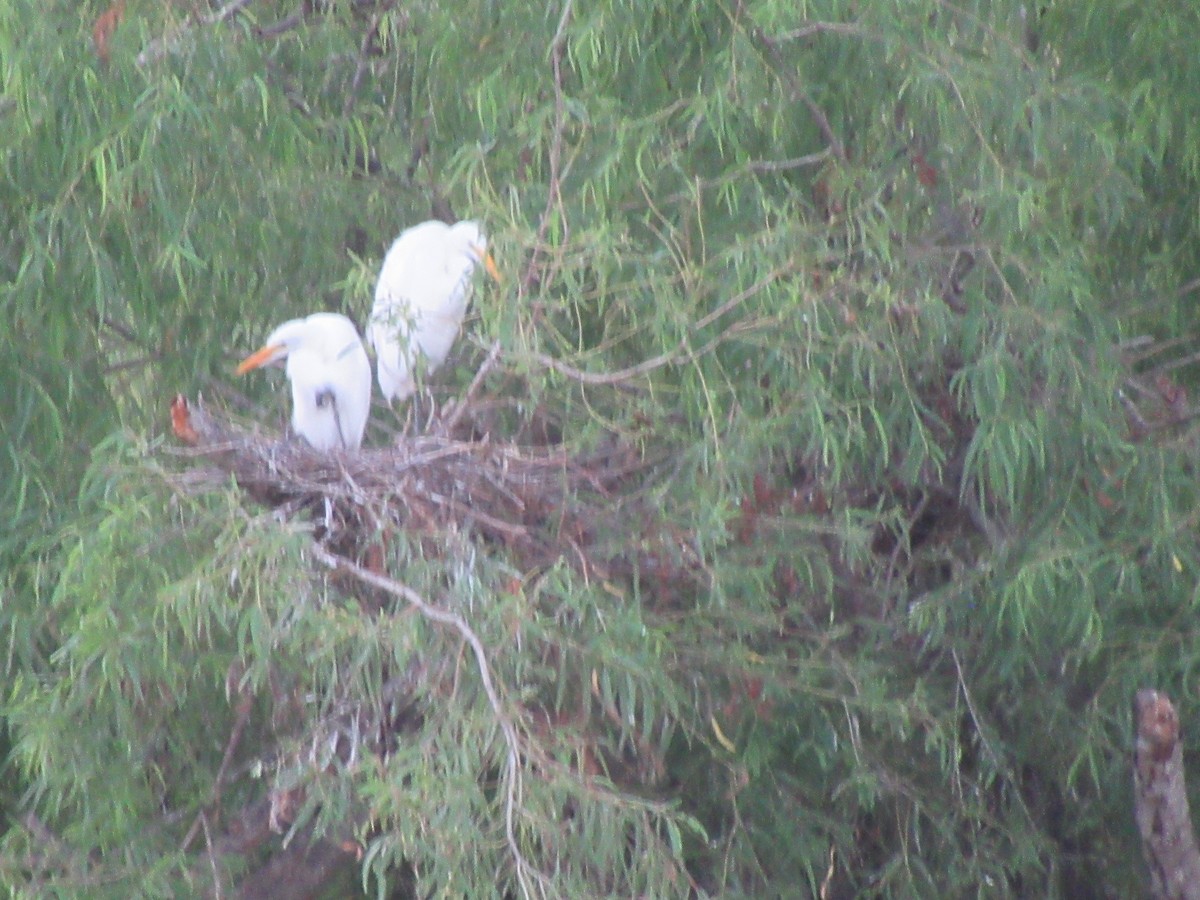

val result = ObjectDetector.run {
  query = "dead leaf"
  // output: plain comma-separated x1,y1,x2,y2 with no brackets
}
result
92,0,126,66
170,394,200,445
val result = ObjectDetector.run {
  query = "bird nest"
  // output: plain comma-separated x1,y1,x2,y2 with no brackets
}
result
167,394,656,585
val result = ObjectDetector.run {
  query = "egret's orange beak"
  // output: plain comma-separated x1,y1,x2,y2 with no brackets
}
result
236,343,286,375
472,243,501,284
483,252,501,284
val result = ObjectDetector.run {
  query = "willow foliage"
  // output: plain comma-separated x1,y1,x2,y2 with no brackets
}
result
3,0,1199,896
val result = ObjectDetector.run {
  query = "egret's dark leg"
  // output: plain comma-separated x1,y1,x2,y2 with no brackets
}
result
315,388,347,450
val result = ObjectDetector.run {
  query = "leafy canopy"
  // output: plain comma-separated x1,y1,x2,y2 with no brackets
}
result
3,0,1200,896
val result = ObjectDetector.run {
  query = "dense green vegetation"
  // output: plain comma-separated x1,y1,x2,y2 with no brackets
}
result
3,1,1200,895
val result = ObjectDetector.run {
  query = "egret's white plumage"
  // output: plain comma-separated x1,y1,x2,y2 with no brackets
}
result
236,312,372,452
367,219,501,403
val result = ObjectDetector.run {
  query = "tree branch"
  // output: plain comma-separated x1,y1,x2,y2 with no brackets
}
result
533,265,792,385
735,6,847,163
136,0,256,65
182,689,256,852
308,544,550,897
521,0,575,300
340,4,401,119
438,340,504,436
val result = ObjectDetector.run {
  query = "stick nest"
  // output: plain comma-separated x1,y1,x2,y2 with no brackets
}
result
167,395,659,580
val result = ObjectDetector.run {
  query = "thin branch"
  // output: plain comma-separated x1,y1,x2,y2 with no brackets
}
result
734,4,847,163
20,813,71,861
1177,277,1200,298
883,492,930,593
747,150,831,172
950,648,1038,832
212,0,256,24
101,314,140,344
103,352,166,375
774,21,868,41
255,12,304,39
308,545,550,898
341,4,400,119
439,340,503,436
693,265,796,331
1142,345,1200,378
136,0,256,66
533,347,680,387
534,264,792,385
521,0,575,299
1116,385,1153,441
182,690,256,852
200,812,223,900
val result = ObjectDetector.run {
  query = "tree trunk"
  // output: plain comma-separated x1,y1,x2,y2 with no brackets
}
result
1134,689,1200,900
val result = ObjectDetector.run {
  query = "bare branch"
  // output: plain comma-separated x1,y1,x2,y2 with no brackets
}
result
341,4,402,119
182,690,256,852
136,0,256,66
213,0,256,24
20,813,72,861
200,812,223,900
734,4,847,163
534,264,793,385
533,347,681,387
774,21,868,41
438,340,504,436
747,150,831,172
521,0,576,299
1177,277,1200,299
950,648,1038,832
308,545,551,897
255,12,304,39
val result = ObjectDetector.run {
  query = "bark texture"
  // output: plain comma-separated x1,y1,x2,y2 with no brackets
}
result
1134,689,1200,900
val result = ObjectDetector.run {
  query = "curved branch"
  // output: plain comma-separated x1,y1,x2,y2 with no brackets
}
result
309,545,549,898
533,265,793,386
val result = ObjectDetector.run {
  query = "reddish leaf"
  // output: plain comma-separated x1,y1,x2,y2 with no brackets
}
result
92,0,125,65
911,151,938,188
170,394,199,445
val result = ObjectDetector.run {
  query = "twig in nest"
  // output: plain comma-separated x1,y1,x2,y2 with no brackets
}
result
309,545,551,898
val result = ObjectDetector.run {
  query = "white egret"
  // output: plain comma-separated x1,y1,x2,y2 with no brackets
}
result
367,219,501,403
236,312,372,452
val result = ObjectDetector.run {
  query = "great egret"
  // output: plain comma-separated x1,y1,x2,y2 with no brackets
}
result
236,312,372,452
367,219,501,403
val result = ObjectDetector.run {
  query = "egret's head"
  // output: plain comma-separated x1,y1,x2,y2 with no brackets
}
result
236,317,327,374
236,321,300,374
